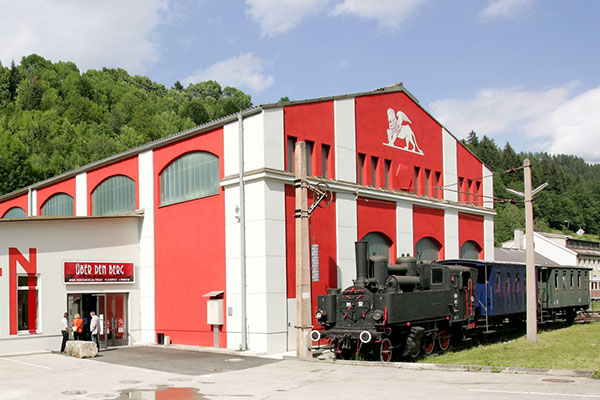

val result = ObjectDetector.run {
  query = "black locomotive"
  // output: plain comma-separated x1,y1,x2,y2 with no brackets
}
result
311,241,590,361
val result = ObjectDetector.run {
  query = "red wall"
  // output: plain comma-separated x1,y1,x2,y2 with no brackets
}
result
413,206,445,259
0,194,28,218
36,178,76,215
357,197,396,258
284,101,335,178
459,212,484,258
456,144,483,206
285,185,337,324
153,128,226,347
87,156,139,215
355,92,444,195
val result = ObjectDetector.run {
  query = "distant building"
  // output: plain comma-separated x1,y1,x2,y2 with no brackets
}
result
502,229,599,299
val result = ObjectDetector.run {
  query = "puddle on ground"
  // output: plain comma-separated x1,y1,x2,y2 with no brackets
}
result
113,387,204,399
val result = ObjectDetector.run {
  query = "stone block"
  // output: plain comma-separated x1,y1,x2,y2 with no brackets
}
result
65,340,98,358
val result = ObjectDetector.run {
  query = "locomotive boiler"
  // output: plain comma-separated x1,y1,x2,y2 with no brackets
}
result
311,241,478,361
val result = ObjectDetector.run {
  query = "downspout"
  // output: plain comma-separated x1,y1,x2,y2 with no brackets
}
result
27,187,32,217
238,113,248,350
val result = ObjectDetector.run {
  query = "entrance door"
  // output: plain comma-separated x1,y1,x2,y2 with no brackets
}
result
97,293,128,348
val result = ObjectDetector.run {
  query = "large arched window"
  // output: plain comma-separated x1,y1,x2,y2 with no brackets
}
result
360,232,392,260
415,237,441,262
460,240,482,260
92,175,135,216
160,151,219,206
2,207,26,219
41,193,74,216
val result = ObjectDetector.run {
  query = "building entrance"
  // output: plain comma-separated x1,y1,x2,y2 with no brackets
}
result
67,293,128,348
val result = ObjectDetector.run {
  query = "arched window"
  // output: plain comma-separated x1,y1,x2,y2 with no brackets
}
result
2,207,26,219
160,151,219,206
415,237,441,262
92,175,135,216
360,232,392,260
41,193,74,216
460,240,482,260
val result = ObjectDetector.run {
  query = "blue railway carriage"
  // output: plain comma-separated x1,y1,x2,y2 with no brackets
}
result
439,260,590,326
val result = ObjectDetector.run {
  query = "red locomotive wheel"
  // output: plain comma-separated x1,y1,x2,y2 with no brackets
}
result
437,331,451,352
380,338,393,362
422,335,435,355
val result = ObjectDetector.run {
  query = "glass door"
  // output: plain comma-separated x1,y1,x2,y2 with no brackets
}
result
96,293,128,348
109,294,128,346
97,294,107,349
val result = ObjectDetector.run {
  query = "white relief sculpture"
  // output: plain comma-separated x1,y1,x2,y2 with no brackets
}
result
384,108,423,155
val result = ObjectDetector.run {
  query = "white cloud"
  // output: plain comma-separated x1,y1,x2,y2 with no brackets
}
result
245,0,329,37
429,83,600,163
182,53,275,93
331,0,426,31
479,0,536,20
0,0,167,74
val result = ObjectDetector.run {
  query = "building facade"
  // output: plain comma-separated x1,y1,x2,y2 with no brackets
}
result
0,84,494,354
502,230,599,299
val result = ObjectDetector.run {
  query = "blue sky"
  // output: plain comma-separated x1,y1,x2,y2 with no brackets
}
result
1,0,599,162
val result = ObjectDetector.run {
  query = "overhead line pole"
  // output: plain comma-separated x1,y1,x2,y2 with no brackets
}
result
524,158,537,343
507,159,548,343
294,141,312,359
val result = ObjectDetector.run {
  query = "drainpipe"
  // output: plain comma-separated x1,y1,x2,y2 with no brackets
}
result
238,113,248,350
27,187,32,217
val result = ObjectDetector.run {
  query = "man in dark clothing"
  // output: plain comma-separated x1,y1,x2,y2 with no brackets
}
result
60,312,69,352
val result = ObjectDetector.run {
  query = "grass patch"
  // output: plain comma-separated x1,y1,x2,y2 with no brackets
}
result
421,322,600,371
591,301,600,312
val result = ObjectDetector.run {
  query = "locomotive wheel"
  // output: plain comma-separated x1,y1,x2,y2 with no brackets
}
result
380,338,393,362
422,335,435,355
437,331,451,352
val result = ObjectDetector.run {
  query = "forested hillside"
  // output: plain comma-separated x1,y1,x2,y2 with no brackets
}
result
463,132,600,244
1,55,598,245
0,54,252,195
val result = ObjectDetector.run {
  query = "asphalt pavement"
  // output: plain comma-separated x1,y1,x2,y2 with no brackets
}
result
1,345,600,399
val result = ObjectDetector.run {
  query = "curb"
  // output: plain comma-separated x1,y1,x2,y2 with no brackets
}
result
287,355,595,378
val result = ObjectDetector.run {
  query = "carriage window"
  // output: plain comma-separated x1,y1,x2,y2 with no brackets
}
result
515,273,520,292
506,273,510,293
431,268,443,285
570,273,574,290
562,273,567,290
578,272,582,290
495,271,501,293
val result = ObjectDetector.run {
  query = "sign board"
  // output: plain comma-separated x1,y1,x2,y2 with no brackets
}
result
64,262,134,284
311,244,319,282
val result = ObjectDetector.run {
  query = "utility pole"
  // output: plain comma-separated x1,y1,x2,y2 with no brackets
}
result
524,158,537,342
507,158,548,343
294,141,312,358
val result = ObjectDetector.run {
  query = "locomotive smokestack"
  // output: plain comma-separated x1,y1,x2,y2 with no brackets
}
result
355,241,368,287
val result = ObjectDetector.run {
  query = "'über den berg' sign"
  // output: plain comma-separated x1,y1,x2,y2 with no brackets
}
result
64,262,134,284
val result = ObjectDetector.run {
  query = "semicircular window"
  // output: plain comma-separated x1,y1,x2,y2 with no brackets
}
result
92,175,135,216
2,207,26,219
460,240,482,260
415,237,441,262
360,232,392,261
41,193,74,217
160,151,219,206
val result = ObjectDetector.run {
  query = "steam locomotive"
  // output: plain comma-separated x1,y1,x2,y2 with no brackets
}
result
311,241,590,361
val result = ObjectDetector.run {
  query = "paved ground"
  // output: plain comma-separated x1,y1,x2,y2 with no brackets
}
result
1,346,600,399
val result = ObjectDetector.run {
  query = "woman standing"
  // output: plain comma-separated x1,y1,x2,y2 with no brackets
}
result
72,313,83,340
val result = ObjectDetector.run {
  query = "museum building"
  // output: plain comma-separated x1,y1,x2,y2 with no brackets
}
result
0,84,494,354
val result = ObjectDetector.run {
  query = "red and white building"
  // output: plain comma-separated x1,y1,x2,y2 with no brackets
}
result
0,84,494,354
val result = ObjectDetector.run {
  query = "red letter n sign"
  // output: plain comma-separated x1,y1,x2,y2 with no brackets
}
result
9,248,37,335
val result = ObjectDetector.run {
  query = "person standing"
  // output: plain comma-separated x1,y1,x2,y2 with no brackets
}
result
72,313,83,340
60,312,69,352
90,311,99,350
